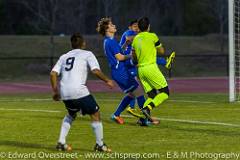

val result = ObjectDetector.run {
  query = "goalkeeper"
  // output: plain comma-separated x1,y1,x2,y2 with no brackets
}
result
132,17,170,121
120,19,175,118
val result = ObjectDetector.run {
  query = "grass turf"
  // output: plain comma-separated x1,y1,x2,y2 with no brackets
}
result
0,92,239,160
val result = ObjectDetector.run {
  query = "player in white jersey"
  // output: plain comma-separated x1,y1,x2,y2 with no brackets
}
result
50,33,114,152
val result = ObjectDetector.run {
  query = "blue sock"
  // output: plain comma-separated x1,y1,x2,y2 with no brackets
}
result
157,57,167,66
137,95,145,109
129,99,135,109
114,95,134,116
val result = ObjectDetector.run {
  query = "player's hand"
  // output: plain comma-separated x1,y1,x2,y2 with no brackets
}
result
126,36,134,44
106,80,115,89
52,92,60,101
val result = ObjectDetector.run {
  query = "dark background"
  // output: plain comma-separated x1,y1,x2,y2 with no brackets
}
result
0,0,228,36
0,0,230,80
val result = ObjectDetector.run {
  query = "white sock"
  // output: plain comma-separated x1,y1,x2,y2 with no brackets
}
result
58,115,73,144
91,121,103,146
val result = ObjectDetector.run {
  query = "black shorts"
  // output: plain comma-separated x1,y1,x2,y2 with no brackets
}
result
63,95,99,117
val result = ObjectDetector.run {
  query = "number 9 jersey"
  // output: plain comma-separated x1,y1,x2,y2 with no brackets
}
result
51,49,100,100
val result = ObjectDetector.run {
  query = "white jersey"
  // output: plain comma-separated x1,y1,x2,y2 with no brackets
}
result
52,49,100,100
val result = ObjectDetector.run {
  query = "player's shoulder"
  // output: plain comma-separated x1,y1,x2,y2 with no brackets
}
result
142,32,156,37
75,49,95,57
105,36,117,43
121,30,129,37
63,49,94,58
125,30,137,37
105,37,119,47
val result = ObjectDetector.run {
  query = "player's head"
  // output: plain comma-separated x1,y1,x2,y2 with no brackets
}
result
96,17,117,36
70,33,86,49
138,17,150,32
128,19,139,33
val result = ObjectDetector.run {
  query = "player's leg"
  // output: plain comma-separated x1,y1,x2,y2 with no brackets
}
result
90,111,111,152
157,52,175,69
165,51,175,69
81,95,111,152
131,86,145,110
139,64,169,121
148,87,169,109
129,99,135,109
56,100,77,151
125,77,146,118
111,93,135,124
111,72,137,123
129,77,160,125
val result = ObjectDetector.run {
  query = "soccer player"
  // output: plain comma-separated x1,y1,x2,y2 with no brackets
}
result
120,19,175,72
96,18,146,124
132,17,169,121
119,19,175,116
50,33,113,152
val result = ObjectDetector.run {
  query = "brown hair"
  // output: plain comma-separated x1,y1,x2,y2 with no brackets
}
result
96,17,111,36
70,33,84,49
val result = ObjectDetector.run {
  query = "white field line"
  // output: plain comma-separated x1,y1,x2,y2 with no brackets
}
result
121,115,240,127
0,108,60,113
0,98,217,104
0,107,239,127
0,98,52,102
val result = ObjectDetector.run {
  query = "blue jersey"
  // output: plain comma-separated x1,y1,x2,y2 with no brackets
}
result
119,30,137,55
103,36,139,93
103,36,126,71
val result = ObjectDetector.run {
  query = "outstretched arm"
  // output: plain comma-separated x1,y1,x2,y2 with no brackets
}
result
115,53,132,61
91,69,114,88
50,71,60,101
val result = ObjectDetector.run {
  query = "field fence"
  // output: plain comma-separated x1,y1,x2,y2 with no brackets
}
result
0,54,228,82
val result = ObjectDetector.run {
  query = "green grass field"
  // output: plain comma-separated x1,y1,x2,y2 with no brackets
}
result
0,92,239,160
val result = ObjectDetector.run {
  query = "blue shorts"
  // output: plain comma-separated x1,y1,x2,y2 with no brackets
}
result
128,66,137,77
111,69,139,93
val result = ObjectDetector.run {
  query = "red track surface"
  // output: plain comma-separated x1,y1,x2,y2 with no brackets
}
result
0,77,228,94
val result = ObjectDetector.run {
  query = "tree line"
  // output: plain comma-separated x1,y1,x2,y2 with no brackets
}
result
0,0,228,36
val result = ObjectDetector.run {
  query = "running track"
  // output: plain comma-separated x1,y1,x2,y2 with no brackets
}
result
0,77,228,94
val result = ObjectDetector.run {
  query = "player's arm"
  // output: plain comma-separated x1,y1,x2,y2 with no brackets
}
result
115,53,131,61
109,41,131,61
50,71,60,101
50,58,62,101
153,33,165,55
156,42,165,56
91,69,114,88
88,53,114,88
121,36,134,50
131,49,138,65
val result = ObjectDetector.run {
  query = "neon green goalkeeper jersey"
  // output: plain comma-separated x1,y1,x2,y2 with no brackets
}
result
132,32,161,66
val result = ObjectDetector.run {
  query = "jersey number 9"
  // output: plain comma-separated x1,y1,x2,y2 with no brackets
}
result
65,57,75,71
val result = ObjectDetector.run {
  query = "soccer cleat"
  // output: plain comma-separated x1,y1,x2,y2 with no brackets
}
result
94,143,112,152
126,107,145,118
137,118,151,126
141,105,154,122
56,142,72,151
111,114,124,124
165,52,175,69
137,117,160,126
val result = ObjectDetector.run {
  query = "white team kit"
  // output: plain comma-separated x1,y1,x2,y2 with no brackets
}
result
52,49,100,100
